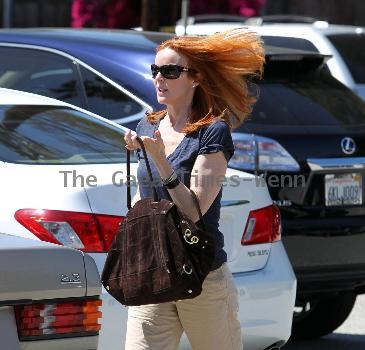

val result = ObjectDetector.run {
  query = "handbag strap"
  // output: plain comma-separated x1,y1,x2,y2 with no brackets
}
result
127,136,158,209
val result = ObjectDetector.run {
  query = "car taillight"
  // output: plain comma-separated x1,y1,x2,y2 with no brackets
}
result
15,209,123,252
241,204,281,245
14,298,102,340
230,133,300,172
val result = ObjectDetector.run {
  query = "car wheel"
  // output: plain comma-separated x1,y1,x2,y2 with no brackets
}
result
292,292,356,339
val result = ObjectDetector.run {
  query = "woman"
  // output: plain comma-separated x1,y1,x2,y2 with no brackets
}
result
124,28,264,350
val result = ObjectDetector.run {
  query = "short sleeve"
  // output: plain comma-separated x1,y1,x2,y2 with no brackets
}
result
198,120,235,162
135,117,145,137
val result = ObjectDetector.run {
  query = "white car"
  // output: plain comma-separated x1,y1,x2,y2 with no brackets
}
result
0,88,296,350
176,18,365,100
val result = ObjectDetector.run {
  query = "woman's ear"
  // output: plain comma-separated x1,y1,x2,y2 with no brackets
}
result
191,72,201,88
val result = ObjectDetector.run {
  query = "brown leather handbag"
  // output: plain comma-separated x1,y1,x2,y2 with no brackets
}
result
101,137,215,306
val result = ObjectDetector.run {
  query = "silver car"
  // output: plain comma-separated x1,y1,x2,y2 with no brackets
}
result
0,233,102,350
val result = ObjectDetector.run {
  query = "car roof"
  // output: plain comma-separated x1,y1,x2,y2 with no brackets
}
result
0,27,336,53
0,28,172,50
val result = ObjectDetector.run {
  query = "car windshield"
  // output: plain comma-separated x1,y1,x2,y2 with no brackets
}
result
0,105,129,164
236,61,365,129
327,33,365,84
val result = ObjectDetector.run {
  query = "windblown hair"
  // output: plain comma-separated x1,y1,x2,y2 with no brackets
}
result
148,28,265,133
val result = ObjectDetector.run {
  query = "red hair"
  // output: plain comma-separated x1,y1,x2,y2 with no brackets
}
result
147,28,265,133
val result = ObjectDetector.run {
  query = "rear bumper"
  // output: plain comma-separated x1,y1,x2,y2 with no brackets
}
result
20,337,99,350
295,266,365,296
94,241,297,350
283,232,365,295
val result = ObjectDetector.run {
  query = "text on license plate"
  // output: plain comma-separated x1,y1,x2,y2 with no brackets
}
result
325,173,362,206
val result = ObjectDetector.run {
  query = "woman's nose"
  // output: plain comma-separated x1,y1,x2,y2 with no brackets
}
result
155,71,164,80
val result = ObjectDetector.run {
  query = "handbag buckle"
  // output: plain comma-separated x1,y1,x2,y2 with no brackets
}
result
182,264,193,275
183,228,199,245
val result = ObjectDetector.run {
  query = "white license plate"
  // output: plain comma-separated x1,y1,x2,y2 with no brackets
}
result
325,173,362,206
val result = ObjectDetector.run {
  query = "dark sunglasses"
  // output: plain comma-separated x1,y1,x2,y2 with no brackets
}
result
151,64,196,79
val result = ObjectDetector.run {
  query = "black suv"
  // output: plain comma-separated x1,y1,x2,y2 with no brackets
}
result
231,45,365,339
0,29,364,340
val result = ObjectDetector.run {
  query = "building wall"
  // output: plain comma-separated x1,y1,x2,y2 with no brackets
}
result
1,0,72,27
1,0,365,28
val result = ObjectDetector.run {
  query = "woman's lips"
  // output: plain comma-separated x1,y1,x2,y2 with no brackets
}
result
157,87,168,95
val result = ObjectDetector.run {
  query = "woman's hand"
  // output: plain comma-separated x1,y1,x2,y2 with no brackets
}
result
124,129,140,151
140,130,166,162
124,129,166,162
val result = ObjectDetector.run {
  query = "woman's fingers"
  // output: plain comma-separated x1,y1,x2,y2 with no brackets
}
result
124,129,132,143
124,132,166,158
154,130,162,142
124,129,140,150
140,134,165,160
131,133,139,148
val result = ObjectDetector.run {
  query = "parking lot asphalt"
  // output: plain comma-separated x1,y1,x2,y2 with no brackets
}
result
284,295,365,350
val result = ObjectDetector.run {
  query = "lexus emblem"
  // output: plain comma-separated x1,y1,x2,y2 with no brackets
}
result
341,137,356,155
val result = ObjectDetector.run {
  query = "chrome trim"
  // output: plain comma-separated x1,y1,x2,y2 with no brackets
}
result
0,42,153,112
341,137,356,155
307,157,365,171
221,200,250,207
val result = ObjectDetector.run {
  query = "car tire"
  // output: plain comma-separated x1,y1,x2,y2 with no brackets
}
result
292,292,356,339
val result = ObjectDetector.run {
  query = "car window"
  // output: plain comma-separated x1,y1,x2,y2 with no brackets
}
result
237,66,365,128
80,65,144,120
0,47,82,107
327,33,365,84
0,105,132,164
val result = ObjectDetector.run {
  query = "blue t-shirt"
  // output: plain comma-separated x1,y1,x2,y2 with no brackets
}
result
135,116,234,271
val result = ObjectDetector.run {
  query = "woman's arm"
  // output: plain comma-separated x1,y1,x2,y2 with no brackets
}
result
152,149,227,222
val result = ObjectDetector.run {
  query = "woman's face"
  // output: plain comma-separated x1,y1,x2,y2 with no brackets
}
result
153,48,196,106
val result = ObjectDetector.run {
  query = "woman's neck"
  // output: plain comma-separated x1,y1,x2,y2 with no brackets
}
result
165,105,191,131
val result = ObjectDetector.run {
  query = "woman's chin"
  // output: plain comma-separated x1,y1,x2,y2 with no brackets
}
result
157,96,169,104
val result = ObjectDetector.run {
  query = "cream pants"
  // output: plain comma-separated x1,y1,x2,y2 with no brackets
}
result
125,263,243,350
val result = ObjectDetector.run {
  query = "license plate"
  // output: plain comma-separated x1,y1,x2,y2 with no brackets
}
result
325,173,362,206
